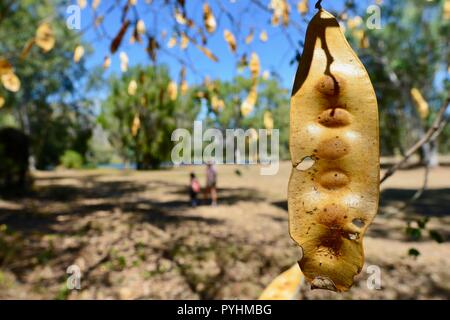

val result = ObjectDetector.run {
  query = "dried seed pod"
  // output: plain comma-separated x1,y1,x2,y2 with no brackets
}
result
180,33,189,50
203,2,217,33
196,45,218,62
245,29,254,44
249,52,260,80
410,87,429,119
1,72,21,92
258,264,304,300
110,20,130,54
35,23,55,52
103,56,111,69
224,29,237,53
120,52,129,72
259,30,268,42
92,0,101,10
128,80,138,96
73,45,85,63
264,111,274,130
167,81,178,101
297,0,309,16
288,9,379,292
136,20,146,35
0,58,13,76
131,113,140,137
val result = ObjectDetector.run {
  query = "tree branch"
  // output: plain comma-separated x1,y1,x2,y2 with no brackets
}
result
380,92,450,184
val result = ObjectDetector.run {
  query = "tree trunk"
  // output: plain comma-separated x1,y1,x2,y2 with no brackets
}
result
428,141,439,167
419,141,439,167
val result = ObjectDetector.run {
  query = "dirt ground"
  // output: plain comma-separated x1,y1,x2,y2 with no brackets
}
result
0,161,449,299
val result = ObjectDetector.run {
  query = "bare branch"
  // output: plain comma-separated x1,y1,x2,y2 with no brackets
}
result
380,92,450,184
397,155,431,209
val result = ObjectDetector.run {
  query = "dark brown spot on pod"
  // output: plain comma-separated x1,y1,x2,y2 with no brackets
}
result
316,204,349,256
319,229,343,256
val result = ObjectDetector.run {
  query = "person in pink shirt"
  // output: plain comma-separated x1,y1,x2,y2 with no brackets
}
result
204,162,218,206
189,172,201,207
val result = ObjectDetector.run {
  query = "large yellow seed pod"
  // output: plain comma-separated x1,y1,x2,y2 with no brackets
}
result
258,264,304,300
288,9,379,292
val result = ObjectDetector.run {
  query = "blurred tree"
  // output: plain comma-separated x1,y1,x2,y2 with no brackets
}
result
201,75,291,159
1,0,448,170
99,65,201,169
71,0,447,164
0,0,95,169
348,0,449,164
60,150,84,169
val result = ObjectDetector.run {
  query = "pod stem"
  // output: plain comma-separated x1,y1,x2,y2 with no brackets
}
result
315,0,323,10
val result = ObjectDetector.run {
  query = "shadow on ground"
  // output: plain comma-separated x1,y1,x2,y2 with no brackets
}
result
380,188,450,217
271,188,450,242
0,174,267,278
1,171,449,299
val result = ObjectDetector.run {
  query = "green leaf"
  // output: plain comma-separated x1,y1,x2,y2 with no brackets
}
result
429,230,444,244
417,217,429,229
408,248,420,257
406,227,421,240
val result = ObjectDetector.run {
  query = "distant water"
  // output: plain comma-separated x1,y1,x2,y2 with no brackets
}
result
96,162,174,170
97,163,137,170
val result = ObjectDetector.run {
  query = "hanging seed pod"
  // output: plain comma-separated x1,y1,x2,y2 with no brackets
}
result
203,2,217,33
131,113,140,137
258,264,304,300
167,81,178,101
410,88,429,119
249,52,260,80
289,9,379,292
224,29,237,53
35,23,55,52
120,51,129,72
128,80,138,96
103,56,111,69
74,45,85,63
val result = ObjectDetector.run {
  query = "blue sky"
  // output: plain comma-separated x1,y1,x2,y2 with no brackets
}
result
77,0,373,90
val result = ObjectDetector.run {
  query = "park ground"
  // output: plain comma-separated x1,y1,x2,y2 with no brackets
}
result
0,161,449,299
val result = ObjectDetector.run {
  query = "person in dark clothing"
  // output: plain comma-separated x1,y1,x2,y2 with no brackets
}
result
0,127,29,190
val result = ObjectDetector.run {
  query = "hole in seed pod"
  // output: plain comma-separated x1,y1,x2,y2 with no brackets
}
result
352,218,365,228
295,156,315,171
348,232,359,240
311,276,337,291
